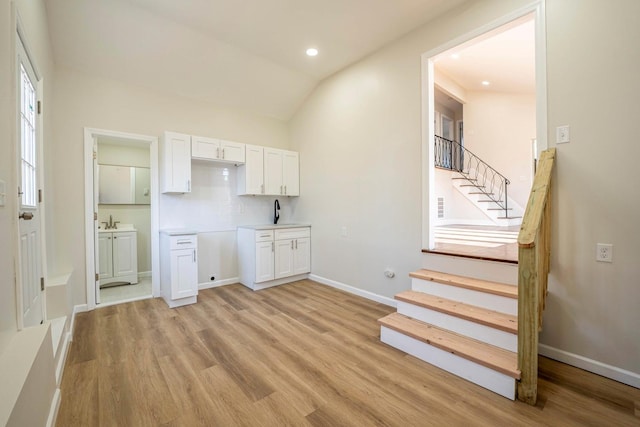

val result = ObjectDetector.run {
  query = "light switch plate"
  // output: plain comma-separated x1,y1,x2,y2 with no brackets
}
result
557,125,570,144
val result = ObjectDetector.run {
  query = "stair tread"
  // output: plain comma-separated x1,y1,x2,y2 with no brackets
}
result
410,269,517,299
395,291,517,334
379,313,520,379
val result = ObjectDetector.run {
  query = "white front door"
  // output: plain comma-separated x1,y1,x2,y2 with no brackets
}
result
17,36,43,327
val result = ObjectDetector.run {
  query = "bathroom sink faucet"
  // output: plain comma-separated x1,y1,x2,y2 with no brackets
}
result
102,215,120,230
274,199,280,225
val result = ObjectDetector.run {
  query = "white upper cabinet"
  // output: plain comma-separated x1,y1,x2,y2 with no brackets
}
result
263,148,299,196
161,131,191,194
192,135,245,164
237,144,265,195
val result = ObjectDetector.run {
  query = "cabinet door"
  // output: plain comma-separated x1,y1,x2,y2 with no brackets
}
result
274,239,294,279
282,151,299,196
98,234,113,279
171,248,198,299
255,241,274,283
293,237,310,275
192,135,220,160
264,148,283,195
112,231,138,278
163,131,192,193
244,145,265,195
219,140,245,163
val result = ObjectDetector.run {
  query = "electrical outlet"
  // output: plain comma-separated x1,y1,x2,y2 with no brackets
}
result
557,125,570,144
596,243,613,263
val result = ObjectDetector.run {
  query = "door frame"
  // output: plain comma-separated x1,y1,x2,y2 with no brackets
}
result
83,128,159,310
421,0,547,250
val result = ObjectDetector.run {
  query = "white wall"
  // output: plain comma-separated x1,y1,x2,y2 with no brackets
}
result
290,0,640,380
51,66,290,306
463,91,535,207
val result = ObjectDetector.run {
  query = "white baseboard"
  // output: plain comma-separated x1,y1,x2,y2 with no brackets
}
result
539,343,640,389
308,274,396,307
70,304,88,342
46,388,61,427
55,331,71,386
199,277,239,290
138,271,152,278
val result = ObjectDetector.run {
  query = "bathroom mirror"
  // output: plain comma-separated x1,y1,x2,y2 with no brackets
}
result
98,164,150,205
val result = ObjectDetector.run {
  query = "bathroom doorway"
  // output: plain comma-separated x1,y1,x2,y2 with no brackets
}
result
84,128,160,309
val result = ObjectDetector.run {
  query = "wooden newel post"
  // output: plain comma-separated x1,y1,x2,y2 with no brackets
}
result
517,244,539,404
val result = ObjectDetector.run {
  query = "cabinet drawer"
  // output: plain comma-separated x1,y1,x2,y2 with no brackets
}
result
170,234,197,250
255,230,274,242
275,227,310,240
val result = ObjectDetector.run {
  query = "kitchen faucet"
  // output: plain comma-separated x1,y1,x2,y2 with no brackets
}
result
274,199,280,225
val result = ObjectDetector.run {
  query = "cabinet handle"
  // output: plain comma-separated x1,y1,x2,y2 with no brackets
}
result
193,249,196,263
216,147,220,159
284,185,287,195
113,236,117,239
280,185,283,194
222,148,225,159
177,240,191,244
295,239,298,249
271,242,274,252
291,240,294,250
261,184,264,194
187,180,191,192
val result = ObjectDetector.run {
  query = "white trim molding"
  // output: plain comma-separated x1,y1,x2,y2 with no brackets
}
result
46,389,61,427
539,344,640,389
309,274,396,307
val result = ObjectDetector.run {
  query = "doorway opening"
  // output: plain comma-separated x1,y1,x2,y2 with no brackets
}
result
84,129,159,309
422,7,546,263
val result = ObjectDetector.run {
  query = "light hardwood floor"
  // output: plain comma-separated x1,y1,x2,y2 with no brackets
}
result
57,280,640,426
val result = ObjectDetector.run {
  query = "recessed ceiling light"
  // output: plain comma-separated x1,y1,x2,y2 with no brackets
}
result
306,48,318,57
451,53,460,60
482,81,490,86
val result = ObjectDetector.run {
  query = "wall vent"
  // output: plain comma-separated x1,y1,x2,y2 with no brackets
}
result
437,197,445,219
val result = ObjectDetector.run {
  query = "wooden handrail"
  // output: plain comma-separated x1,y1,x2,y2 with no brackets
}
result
517,148,556,405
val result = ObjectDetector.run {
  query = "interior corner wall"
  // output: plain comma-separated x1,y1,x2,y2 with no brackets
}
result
463,91,535,207
290,0,640,379
51,66,290,307
541,0,640,377
0,0,18,353
288,0,532,299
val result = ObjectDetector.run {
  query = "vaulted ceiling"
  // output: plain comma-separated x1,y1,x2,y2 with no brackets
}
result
45,0,469,120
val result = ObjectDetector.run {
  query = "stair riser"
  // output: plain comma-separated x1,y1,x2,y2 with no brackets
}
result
411,278,517,316
380,326,516,400
396,301,517,352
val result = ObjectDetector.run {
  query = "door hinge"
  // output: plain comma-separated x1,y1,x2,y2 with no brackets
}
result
40,277,44,291
95,273,99,281
93,151,97,160
37,100,41,115
17,186,22,196
94,212,98,220
38,189,42,203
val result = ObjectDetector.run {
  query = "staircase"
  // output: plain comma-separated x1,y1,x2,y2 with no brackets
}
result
378,269,520,399
452,174,524,227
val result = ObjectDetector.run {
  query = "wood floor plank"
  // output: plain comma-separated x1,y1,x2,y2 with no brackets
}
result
57,280,640,426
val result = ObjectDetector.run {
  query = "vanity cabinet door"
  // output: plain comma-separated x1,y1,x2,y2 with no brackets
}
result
98,234,113,279
112,231,138,278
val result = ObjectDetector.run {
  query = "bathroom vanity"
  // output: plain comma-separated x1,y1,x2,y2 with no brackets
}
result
98,227,138,287
160,229,198,307
237,224,311,290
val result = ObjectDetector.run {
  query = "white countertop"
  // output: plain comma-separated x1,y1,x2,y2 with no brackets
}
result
99,224,136,233
238,223,311,230
160,228,198,236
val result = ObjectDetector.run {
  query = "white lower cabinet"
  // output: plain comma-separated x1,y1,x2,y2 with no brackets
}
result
98,230,138,287
160,230,198,308
238,226,310,290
